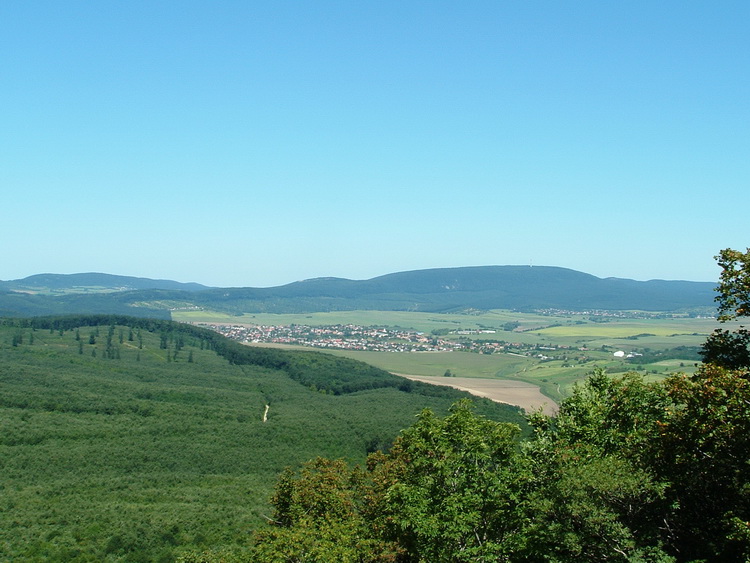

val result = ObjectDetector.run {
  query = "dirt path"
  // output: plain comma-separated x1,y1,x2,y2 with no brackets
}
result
396,374,558,416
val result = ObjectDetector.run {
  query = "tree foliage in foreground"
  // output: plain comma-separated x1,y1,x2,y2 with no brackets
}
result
244,365,750,562
701,248,750,369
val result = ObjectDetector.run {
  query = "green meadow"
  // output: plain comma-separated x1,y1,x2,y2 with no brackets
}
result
176,308,563,333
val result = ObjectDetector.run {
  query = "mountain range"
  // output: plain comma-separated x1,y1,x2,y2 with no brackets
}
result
0,266,717,318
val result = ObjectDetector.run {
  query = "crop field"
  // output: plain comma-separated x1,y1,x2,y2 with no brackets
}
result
396,374,558,415
175,309,560,333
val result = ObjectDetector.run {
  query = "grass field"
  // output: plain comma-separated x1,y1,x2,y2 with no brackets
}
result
174,309,561,333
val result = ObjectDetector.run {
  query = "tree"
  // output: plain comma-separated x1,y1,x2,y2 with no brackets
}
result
519,452,669,562
654,364,750,561
526,365,750,562
700,327,750,370
714,248,750,321
367,400,524,562
251,402,524,562
250,457,400,562
701,248,750,369
523,370,672,562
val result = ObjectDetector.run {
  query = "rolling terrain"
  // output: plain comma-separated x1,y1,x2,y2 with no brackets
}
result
0,266,716,318
0,315,524,560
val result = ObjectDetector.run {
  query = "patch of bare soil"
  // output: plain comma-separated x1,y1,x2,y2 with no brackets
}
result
396,374,558,416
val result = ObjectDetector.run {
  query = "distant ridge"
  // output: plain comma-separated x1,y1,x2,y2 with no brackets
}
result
0,266,717,318
0,273,211,293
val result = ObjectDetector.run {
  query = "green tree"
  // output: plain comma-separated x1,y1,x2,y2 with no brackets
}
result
526,365,750,562
714,248,750,321
701,326,750,370
251,402,523,562
654,365,750,561
702,248,750,369
523,371,672,561
368,400,524,562
519,452,670,562
251,458,400,562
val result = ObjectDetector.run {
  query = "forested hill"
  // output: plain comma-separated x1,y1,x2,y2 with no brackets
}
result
0,314,524,560
0,266,716,317
0,272,211,293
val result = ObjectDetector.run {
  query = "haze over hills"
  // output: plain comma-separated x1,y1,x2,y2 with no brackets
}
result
0,272,212,293
0,266,717,318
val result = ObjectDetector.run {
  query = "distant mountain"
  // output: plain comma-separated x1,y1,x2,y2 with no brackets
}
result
185,266,717,314
0,266,718,318
0,273,211,293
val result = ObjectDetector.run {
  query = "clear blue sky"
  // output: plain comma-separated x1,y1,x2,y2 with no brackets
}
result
2,1,747,287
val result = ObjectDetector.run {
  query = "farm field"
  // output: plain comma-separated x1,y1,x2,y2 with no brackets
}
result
174,309,726,401
175,309,565,333
395,373,558,415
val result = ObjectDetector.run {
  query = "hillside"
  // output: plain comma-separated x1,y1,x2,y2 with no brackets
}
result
0,272,211,293
0,266,717,318
0,315,524,561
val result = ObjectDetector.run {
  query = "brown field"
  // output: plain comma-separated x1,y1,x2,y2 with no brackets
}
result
396,374,559,416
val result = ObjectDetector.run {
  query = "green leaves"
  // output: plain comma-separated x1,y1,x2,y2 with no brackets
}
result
655,366,750,560
372,400,523,561
520,453,668,562
253,458,401,562
253,365,750,562
715,248,750,322
701,248,750,369
255,402,524,562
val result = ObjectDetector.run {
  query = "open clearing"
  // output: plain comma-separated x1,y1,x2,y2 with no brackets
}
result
396,374,558,416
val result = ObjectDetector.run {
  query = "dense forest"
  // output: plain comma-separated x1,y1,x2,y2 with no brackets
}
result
0,315,521,561
235,366,749,562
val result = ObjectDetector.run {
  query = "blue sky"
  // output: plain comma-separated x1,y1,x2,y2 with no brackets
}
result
2,1,747,287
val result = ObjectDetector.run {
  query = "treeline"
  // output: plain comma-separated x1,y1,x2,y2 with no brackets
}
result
0,290,173,318
3,314,521,417
626,346,703,365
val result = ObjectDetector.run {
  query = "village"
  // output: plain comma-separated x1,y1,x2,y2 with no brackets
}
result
200,322,570,357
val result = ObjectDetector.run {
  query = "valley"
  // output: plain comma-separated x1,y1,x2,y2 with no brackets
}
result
174,308,720,402
0,269,737,561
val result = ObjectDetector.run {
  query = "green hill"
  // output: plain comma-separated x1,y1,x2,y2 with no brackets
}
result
0,272,211,293
0,315,523,561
